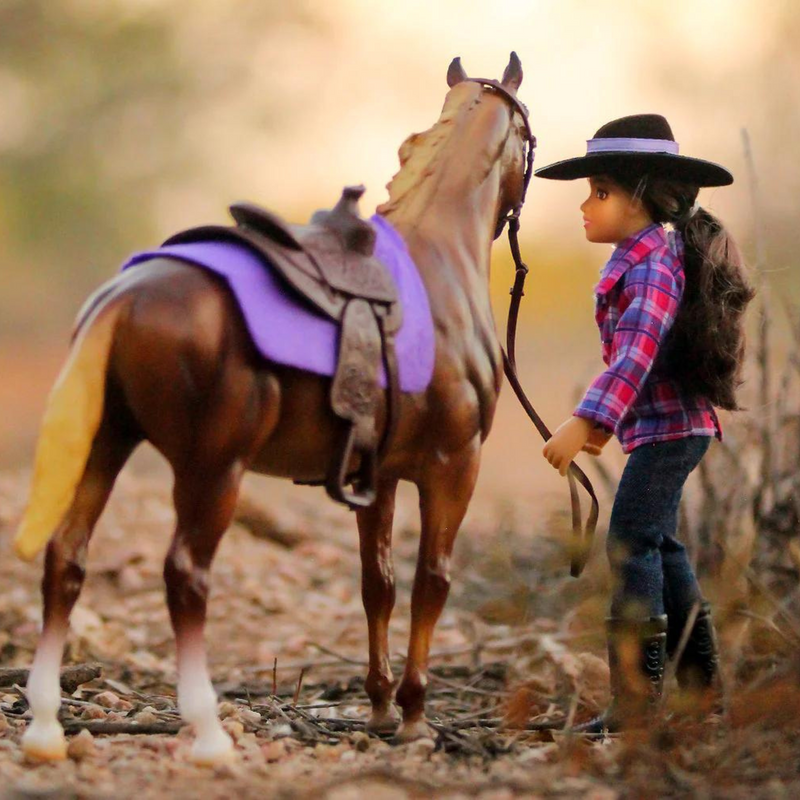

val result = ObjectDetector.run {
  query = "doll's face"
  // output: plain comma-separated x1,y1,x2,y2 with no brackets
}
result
580,176,653,244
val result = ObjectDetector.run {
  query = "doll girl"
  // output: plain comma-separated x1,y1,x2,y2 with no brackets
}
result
535,114,754,733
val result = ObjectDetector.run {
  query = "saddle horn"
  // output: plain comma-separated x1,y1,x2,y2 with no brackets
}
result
311,184,376,255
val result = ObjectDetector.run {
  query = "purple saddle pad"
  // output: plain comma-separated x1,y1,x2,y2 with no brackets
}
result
121,214,435,393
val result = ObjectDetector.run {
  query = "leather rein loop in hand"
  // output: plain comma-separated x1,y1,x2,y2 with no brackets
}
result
467,78,599,578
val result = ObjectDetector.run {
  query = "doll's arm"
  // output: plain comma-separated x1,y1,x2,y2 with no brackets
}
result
543,418,613,474
543,255,681,475
582,424,613,455
543,417,595,475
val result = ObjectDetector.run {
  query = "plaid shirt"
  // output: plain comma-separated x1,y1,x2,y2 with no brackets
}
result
574,223,721,453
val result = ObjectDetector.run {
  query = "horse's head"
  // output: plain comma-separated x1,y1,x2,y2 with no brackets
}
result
381,53,534,240
446,53,534,236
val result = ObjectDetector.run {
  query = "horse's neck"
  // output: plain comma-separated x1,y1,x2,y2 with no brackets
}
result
382,171,500,333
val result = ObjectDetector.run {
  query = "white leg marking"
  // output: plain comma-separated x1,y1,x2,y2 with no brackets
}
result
22,631,68,760
178,640,235,766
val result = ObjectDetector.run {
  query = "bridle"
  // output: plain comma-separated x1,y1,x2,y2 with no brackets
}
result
466,78,598,578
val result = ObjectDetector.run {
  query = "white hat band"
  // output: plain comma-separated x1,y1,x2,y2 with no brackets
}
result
586,137,680,155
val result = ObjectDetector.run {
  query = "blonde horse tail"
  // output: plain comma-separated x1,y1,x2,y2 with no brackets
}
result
13,297,126,562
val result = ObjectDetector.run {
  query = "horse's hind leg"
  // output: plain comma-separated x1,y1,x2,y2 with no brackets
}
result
395,441,480,741
164,464,243,766
356,477,400,731
23,425,138,760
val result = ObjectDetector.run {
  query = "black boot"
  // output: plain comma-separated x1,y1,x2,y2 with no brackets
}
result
669,602,722,709
572,615,668,735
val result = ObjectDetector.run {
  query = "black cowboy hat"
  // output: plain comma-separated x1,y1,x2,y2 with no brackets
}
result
534,114,733,187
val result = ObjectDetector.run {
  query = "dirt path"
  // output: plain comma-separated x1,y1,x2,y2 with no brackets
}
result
0,465,798,798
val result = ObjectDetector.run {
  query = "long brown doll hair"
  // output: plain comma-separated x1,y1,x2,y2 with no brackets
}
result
610,170,756,410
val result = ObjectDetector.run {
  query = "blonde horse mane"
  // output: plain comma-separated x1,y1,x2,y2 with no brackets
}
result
378,82,514,222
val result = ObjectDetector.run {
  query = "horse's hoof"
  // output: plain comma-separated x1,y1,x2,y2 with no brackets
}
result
21,720,68,761
366,704,400,733
395,718,431,742
189,729,236,767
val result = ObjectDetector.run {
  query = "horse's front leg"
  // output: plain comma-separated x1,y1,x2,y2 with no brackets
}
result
395,440,480,740
356,476,400,732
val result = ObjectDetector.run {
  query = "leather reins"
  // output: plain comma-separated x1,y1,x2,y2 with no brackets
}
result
467,78,599,578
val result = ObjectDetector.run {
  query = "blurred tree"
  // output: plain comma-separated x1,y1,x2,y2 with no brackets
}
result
642,2,800,284
0,0,322,338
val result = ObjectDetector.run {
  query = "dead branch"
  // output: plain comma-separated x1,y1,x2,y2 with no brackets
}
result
62,720,184,735
0,663,102,694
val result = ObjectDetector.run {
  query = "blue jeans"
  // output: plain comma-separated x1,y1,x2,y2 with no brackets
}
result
607,436,711,620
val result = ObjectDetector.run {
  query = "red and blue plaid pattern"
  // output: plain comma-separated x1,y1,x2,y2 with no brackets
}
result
574,224,721,453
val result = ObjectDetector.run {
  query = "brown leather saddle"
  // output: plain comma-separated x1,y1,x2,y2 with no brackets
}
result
163,186,402,509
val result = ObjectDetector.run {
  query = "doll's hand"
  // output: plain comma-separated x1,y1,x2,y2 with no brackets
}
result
581,425,613,456
542,417,594,476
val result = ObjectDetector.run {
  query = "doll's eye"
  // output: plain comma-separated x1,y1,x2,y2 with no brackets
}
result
596,189,608,200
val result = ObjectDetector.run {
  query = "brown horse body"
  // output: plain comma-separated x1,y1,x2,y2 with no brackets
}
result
17,56,529,763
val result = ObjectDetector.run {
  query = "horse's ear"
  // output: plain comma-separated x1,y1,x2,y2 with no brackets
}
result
447,57,468,87
501,51,523,93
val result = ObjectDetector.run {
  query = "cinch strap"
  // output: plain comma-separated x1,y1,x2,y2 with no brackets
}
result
586,137,680,155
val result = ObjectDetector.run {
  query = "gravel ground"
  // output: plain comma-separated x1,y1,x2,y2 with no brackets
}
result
1,466,798,799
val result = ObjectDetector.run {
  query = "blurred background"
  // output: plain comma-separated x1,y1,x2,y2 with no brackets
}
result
0,0,798,511
1,6,799,789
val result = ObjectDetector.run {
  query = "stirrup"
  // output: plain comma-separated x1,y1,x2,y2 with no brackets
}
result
326,421,377,510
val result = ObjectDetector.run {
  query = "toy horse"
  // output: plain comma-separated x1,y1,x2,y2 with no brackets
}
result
14,53,534,764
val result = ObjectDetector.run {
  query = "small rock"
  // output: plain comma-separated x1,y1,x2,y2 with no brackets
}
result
118,565,146,593
313,743,342,762
80,704,107,721
0,712,9,733
405,737,436,758
213,763,237,779
327,783,408,800
134,709,159,725
141,738,163,752
340,749,357,763
222,719,245,740
93,691,133,711
67,729,96,760
77,760,110,782
516,744,556,764
237,733,260,755
218,702,239,719
239,709,262,727
261,739,288,762
370,738,391,751
264,722,293,739
350,731,370,752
